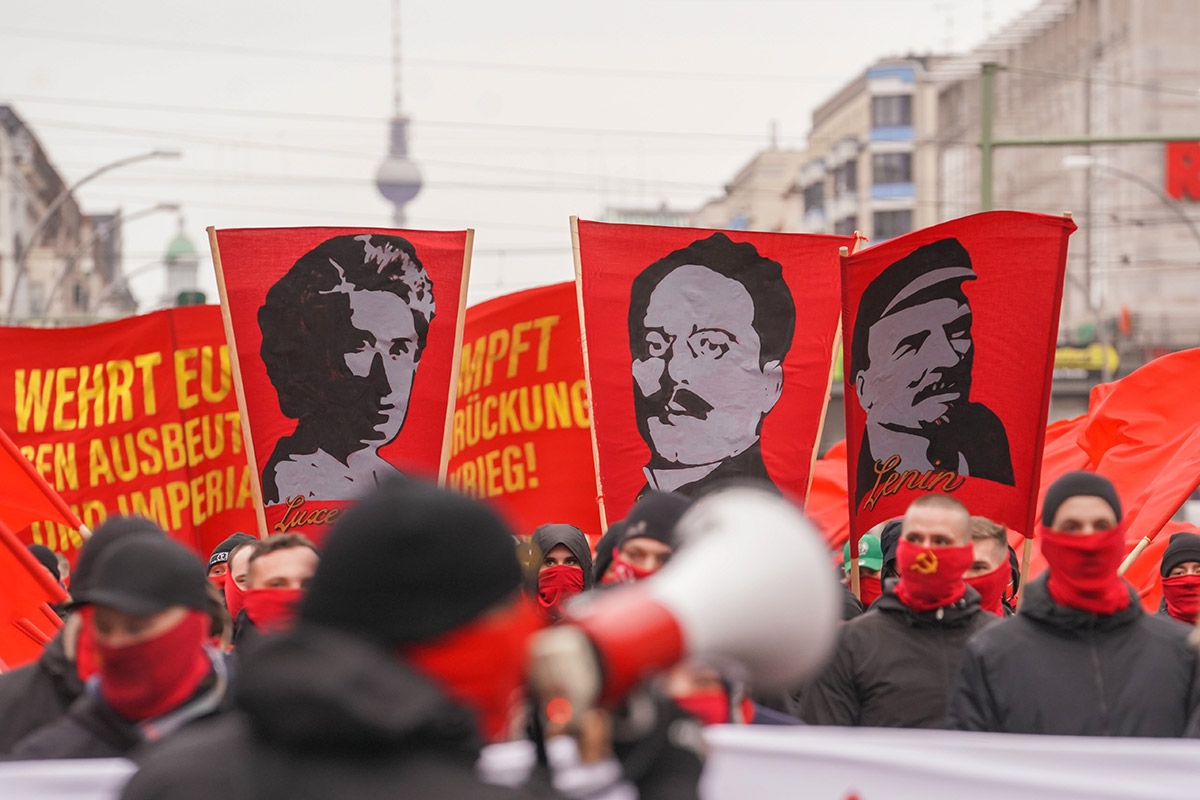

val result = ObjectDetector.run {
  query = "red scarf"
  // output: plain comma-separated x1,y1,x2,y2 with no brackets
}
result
403,600,543,742
673,689,756,726
96,610,211,721
243,588,304,634
966,564,1009,616
1161,574,1200,624
224,577,247,621
858,575,883,609
893,541,973,613
601,549,657,585
537,565,585,619
208,574,227,590
1039,525,1131,615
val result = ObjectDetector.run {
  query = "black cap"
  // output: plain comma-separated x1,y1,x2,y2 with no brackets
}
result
878,519,904,576
1042,471,1122,528
621,491,690,548
27,544,60,582
73,535,208,616
531,523,594,590
1161,531,1200,577
300,479,522,645
208,532,258,569
72,516,166,596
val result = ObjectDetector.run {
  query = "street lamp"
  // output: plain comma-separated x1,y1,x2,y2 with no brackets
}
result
6,148,182,322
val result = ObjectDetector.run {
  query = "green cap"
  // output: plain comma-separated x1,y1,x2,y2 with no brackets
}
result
842,534,883,574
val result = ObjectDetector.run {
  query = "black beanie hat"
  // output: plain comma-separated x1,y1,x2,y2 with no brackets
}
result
208,532,259,570
300,479,522,645
1161,531,1200,577
592,520,627,584
530,523,594,590
73,535,208,616
878,519,904,574
27,544,60,582
621,491,691,548
72,516,166,596
1041,471,1122,528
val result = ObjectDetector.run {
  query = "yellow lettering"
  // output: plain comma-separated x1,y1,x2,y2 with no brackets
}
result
507,321,533,379
174,347,199,410
76,365,105,430
134,352,161,416
531,315,560,373
15,368,54,433
52,367,78,431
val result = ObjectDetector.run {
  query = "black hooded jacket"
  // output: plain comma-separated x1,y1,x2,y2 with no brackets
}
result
946,574,1200,736
798,584,996,729
121,626,543,800
0,625,85,754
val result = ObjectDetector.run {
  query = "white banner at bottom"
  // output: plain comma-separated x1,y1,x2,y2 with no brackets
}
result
701,726,1200,800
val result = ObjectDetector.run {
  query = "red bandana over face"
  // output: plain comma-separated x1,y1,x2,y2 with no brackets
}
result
1162,574,1200,624
893,540,973,613
243,588,304,634
858,574,883,609
537,565,585,619
673,688,756,726
601,549,657,585
1039,524,1131,615
96,610,211,721
965,564,1009,616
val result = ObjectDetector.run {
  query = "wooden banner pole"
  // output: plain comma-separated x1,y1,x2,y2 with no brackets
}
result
438,230,474,487
570,217,608,533
1017,537,1033,610
1117,536,1152,576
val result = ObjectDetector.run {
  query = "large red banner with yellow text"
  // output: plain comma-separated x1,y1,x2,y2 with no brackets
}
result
0,305,257,561
575,220,853,524
212,227,470,543
447,283,602,541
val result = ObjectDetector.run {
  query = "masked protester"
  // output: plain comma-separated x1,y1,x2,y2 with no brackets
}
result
232,534,319,648
120,479,553,800
10,535,231,759
528,524,593,622
799,495,996,728
206,533,258,595
223,541,255,642
664,661,799,727
0,517,164,755
842,534,884,609
964,517,1013,617
599,491,689,586
947,472,1200,736
1158,531,1200,625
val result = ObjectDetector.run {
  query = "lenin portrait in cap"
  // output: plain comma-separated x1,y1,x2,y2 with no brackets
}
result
850,238,1012,505
627,232,794,497
258,234,436,505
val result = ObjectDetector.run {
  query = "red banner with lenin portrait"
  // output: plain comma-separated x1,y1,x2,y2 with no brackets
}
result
574,219,854,525
447,282,602,541
842,211,1075,540
211,227,471,543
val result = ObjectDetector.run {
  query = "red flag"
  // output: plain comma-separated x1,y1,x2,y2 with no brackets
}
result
806,440,851,549
841,211,1075,541
573,219,853,524
0,425,85,544
211,227,471,544
0,518,66,671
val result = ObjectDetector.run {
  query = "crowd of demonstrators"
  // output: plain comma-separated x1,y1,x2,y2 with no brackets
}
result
947,472,1200,736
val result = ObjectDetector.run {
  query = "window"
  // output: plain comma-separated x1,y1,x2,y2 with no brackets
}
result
833,161,857,196
802,181,825,214
872,95,912,128
834,216,858,236
873,210,913,240
872,152,912,185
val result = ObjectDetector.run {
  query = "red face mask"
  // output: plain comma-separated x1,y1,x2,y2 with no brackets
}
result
243,588,304,634
1161,574,1200,624
1039,524,1131,615
893,541,973,614
858,574,883,609
403,600,543,742
224,577,247,621
208,574,227,590
96,610,211,721
74,608,99,682
537,565,585,619
601,549,658,585
673,689,756,726
966,564,1009,616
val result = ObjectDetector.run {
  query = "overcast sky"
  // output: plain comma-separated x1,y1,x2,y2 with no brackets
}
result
1,0,1043,309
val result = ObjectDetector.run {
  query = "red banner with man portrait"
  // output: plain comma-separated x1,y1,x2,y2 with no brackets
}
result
574,219,854,525
211,227,471,543
447,282,602,541
0,305,258,561
841,211,1075,540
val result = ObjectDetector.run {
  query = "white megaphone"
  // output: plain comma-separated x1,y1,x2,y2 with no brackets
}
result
527,486,840,715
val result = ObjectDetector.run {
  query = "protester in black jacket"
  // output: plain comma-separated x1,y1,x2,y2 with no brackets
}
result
799,495,995,728
0,517,164,755
10,534,231,759
947,472,1200,736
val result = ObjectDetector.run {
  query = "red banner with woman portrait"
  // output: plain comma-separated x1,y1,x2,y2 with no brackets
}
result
574,219,854,525
446,282,602,542
211,227,471,543
841,211,1075,540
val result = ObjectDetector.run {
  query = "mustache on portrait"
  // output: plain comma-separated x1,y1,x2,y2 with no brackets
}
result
909,358,972,409
638,384,715,424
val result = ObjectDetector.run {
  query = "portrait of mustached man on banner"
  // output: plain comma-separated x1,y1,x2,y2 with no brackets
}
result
850,238,1013,507
629,233,794,497
257,234,436,504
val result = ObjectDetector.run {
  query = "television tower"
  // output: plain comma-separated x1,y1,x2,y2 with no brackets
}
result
375,0,422,227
